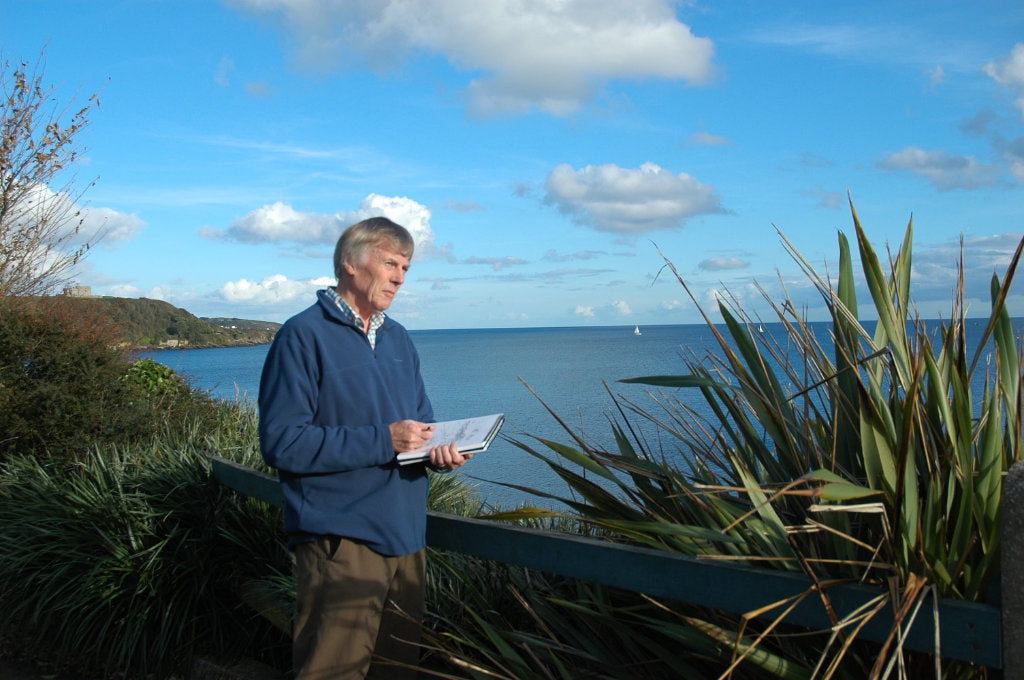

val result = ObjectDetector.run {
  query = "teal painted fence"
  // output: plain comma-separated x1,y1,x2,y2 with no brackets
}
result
208,455,1002,669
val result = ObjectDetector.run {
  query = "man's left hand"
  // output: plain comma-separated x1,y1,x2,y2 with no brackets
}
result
428,441,472,471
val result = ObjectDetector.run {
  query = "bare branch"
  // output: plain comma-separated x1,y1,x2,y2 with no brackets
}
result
0,52,104,298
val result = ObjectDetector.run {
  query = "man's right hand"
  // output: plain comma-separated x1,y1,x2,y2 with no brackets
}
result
389,420,436,452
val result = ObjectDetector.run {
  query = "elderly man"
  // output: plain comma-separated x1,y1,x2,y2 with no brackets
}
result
259,217,471,679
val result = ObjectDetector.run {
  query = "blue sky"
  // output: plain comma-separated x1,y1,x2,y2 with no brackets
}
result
5,1,1024,329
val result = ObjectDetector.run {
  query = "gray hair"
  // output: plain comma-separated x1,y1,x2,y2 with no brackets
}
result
333,217,415,280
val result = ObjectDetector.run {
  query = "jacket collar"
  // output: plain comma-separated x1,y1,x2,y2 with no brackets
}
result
316,288,389,334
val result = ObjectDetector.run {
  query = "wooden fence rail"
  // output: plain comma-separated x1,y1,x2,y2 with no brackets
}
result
208,455,1003,670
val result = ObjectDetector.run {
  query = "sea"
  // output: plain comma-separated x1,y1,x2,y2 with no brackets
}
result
143,319,1021,510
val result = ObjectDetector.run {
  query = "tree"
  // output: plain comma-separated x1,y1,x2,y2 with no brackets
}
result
0,53,103,298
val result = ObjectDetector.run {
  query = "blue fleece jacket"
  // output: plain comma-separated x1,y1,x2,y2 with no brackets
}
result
258,290,433,555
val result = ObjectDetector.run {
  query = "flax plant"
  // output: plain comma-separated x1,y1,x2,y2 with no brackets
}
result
434,201,1021,679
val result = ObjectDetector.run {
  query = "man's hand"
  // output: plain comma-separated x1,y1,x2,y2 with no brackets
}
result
389,420,472,470
428,441,472,471
389,420,437,452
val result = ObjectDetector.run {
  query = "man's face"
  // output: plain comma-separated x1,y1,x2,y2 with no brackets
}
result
341,245,410,319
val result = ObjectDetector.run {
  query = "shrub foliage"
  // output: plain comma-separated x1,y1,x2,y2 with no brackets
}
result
0,298,146,460
0,298,223,462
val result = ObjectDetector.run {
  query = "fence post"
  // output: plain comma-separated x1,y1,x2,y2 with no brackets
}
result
1001,460,1024,675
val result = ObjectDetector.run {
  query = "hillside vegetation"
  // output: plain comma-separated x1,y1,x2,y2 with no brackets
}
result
64,296,280,348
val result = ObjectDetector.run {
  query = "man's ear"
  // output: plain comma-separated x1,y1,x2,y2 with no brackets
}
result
342,259,356,276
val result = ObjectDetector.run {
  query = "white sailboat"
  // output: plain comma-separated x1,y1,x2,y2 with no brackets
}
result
634,324,642,336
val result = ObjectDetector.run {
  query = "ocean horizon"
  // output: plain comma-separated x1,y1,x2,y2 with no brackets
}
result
144,318,1021,509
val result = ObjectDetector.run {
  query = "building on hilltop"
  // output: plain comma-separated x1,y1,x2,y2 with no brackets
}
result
62,284,93,298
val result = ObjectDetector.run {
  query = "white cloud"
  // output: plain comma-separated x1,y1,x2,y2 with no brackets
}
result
201,135,372,161
612,300,632,315
801,185,843,210
690,131,731,147
8,182,145,249
913,233,1023,290
225,201,342,244
574,305,595,317
245,81,274,98
753,23,886,57
106,284,142,298
227,0,715,117
1011,159,1024,184
800,152,835,168
993,134,1024,185
354,194,436,257
218,193,440,258
703,233,1024,322
983,43,1024,117
700,257,749,271
214,56,234,86
146,285,174,302
541,249,606,262
219,274,318,305
82,207,146,245
749,21,960,71
877,147,999,191
544,162,725,233
704,286,727,309
462,256,529,271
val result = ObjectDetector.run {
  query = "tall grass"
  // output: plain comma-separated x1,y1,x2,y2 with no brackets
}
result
0,401,293,677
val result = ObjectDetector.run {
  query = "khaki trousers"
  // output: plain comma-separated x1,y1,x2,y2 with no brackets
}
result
293,536,426,680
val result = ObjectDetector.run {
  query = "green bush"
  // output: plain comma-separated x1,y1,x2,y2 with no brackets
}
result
0,298,222,462
0,298,145,460
123,357,187,396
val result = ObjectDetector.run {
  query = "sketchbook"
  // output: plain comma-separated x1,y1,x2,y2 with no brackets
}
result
397,413,505,465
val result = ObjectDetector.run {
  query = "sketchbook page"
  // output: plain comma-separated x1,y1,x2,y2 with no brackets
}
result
396,413,504,465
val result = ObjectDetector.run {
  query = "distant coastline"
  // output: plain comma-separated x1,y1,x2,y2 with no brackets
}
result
138,335,275,351
55,294,281,350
